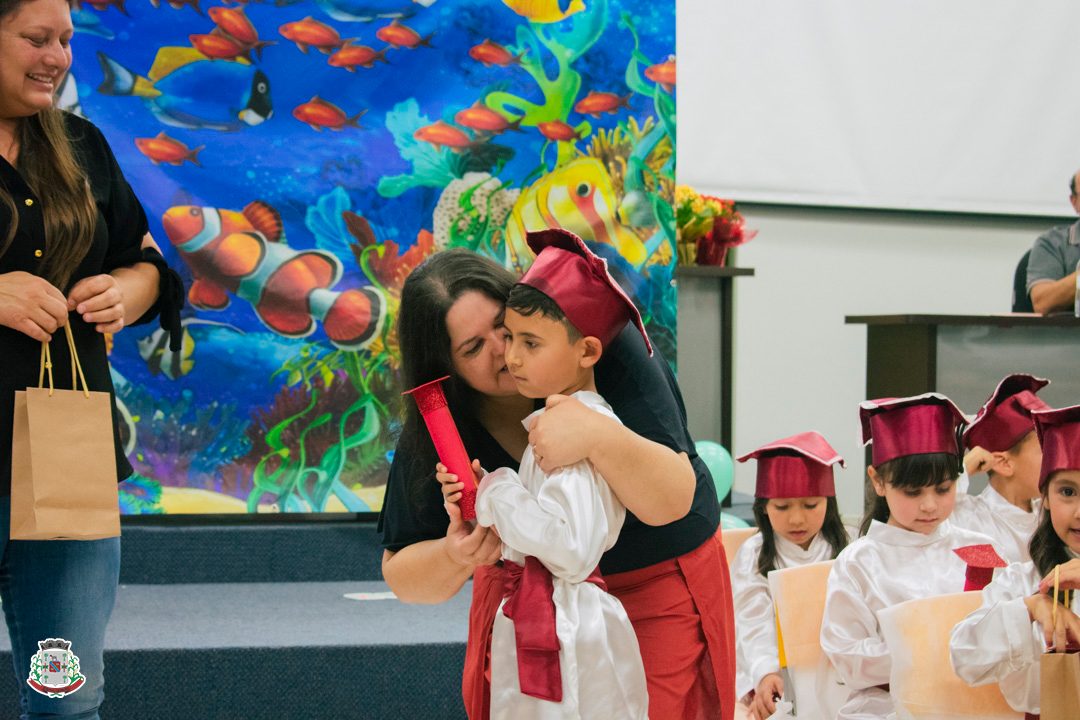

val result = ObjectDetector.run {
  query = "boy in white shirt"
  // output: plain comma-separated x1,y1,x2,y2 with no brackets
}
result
955,373,1049,562
466,228,650,719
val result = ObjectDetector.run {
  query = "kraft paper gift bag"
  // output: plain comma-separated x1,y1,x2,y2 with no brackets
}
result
1041,652,1080,720
1039,569,1079,720
10,325,120,540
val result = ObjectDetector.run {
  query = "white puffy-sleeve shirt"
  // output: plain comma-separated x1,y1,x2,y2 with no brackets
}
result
731,531,834,700
949,558,1079,714
820,520,999,720
950,483,1039,563
475,390,647,720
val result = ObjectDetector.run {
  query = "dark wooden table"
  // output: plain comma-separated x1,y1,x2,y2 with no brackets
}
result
846,313,1080,508
845,313,1080,405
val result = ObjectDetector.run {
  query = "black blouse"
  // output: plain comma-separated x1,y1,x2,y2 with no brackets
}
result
378,324,721,576
0,113,180,495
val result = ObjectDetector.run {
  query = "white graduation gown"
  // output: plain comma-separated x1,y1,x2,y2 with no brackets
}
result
950,482,1039,563
949,556,1080,714
475,391,648,720
820,520,999,720
732,532,834,701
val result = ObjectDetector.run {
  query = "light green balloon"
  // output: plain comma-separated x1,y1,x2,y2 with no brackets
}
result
720,512,751,529
695,440,735,500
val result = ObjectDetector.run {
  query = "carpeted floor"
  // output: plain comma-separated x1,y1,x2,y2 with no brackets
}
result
0,580,472,718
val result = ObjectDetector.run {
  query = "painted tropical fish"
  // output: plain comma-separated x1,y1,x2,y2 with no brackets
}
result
135,132,204,166
137,318,241,380
208,6,276,59
645,57,676,93
189,32,251,61
219,0,305,6
500,0,583,23
72,8,115,39
537,120,584,142
375,19,432,49
162,201,387,350
327,42,388,70
413,120,472,152
55,73,81,116
84,0,128,15
292,97,366,130
279,17,350,54
574,91,630,118
505,158,647,269
96,48,272,131
454,101,520,134
313,0,436,23
149,0,203,14
468,39,521,67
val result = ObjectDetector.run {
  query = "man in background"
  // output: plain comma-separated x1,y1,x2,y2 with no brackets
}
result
1026,169,1080,314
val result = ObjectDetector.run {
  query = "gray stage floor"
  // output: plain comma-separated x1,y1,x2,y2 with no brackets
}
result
0,580,472,651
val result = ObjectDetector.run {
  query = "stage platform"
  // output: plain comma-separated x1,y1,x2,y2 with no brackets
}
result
116,519,386,584
0,507,757,717
0,579,470,719
0,522,471,719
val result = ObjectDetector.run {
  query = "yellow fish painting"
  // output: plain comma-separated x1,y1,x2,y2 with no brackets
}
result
505,157,647,270
501,0,584,24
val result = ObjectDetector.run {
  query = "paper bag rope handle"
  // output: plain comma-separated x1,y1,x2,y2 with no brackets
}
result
37,323,90,398
1054,566,1060,628
1051,565,1075,630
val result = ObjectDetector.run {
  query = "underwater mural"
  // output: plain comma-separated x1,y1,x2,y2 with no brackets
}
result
70,0,676,514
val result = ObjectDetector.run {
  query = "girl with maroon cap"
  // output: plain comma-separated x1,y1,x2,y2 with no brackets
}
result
950,404,1080,718
820,393,1002,720
953,374,1050,563
380,234,735,720
730,431,849,719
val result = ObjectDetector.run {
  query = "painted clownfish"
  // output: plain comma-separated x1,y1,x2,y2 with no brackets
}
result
162,201,386,350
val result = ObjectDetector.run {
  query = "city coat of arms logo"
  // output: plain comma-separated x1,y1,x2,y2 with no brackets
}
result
27,638,85,698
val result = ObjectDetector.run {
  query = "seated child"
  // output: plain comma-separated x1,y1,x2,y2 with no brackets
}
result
950,403,1080,717
820,393,1002,720
731,431,849,719
464,228,648,719
953,373,1049,562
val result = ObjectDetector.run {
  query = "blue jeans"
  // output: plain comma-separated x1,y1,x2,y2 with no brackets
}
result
0,497,120,720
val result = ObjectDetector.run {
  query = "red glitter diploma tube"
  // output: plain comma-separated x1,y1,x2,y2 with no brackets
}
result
402,375,477,520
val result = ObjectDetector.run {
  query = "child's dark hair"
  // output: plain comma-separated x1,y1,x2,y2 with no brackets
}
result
506,283,583,342
752,496,849,576
1031,476,1072,604
859,452,961,536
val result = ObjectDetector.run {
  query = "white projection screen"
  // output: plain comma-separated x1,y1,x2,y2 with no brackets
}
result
679,0,1080,217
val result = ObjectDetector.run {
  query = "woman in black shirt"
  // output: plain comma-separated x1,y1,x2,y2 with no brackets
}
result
0,0,180,716
380,249,736,719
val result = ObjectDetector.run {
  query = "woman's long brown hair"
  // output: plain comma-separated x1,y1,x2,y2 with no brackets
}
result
0,0,97,290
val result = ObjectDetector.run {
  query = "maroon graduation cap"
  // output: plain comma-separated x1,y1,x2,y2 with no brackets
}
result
859,393,967,467
962,374,1050,452
1033,404,1080,491
737,431,844,498
954,544,1007,591
519,228,652,355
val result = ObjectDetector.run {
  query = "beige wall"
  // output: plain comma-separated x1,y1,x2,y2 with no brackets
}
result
723,205,1059,516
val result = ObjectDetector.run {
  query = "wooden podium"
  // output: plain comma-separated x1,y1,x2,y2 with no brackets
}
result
846,314,1080,509
845,314,1080,410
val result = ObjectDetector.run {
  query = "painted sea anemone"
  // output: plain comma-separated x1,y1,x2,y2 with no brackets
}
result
432,171,520,258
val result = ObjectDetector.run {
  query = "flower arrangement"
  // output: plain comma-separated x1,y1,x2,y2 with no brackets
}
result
675,185,756,266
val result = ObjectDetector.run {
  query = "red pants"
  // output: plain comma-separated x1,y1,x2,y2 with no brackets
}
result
462,531,736,720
